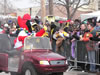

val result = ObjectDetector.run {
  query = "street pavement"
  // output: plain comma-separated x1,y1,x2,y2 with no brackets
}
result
0,71,97,75
64,71,96,75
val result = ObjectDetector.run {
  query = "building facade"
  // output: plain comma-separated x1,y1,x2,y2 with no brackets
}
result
78,0,100,11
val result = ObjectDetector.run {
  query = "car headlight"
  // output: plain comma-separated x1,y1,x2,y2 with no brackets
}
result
40,61,50,65
65,60,68,64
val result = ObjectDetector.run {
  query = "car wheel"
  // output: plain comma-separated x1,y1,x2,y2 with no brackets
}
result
22,63,39,75
11,72,20,75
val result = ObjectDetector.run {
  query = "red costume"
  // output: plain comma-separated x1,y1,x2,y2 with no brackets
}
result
14,14,45,49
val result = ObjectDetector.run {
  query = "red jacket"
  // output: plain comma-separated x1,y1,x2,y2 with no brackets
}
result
82,31,95,51
83,32,93,42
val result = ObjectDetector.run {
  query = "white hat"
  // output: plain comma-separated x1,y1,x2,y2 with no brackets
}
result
4,24,8,27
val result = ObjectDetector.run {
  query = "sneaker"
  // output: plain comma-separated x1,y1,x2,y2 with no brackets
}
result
82,70,85,72
89,71,97,73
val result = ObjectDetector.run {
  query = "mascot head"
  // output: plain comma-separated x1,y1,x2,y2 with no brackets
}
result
31,23,41,32
18,14,33,32
23,14,31,20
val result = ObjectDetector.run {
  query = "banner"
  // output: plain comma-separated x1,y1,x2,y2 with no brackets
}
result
46,16,55,23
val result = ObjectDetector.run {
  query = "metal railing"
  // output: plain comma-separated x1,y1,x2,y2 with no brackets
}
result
58,40,100,71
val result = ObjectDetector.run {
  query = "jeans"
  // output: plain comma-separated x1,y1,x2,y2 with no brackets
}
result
57,40,67,57
88,50,96,72
71,41,77,58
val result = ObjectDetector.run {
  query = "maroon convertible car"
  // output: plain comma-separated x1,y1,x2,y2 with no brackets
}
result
0,34,68,75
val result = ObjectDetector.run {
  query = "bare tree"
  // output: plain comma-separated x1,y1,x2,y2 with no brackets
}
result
49,0,53,15
54,0,90,19
0,0,16,15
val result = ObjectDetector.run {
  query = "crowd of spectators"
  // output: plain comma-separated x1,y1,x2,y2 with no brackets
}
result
0,16,100,73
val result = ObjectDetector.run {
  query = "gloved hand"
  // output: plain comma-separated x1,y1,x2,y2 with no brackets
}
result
43,25,47,31
63,31,69,37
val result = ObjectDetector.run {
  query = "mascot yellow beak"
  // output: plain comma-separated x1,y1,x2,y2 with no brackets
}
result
31,23,37,31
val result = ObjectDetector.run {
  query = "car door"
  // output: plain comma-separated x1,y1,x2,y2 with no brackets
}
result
8,53,21,72
8,37,21,72
0,53,8,70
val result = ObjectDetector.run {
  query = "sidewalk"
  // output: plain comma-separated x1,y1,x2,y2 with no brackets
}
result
0,71,97,75
64,71,97,75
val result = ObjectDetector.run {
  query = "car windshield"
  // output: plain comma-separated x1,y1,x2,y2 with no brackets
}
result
24,37,52,50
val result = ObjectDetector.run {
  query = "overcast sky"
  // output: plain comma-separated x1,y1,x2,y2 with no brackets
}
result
0,0,89,9
9,0,41,9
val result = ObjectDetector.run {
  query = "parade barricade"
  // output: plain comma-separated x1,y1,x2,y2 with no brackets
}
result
67,40,100,71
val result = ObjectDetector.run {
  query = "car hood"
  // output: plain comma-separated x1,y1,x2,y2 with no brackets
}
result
25,50,66,61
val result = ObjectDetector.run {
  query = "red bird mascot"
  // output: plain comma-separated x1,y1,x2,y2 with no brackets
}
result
14,14,46,50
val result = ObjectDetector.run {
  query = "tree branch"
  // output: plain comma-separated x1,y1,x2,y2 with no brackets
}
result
70,0,81,19
76,0,81,8
58,0,66,5
54,3,66,7
78,0,90,8
55,5,67,15
54,0,91,19
65,0,71,19
69,0,75,6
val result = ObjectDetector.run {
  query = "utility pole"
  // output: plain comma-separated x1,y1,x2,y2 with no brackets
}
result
41,0,46,24
49,0,53,16
30,8,32,16
4,0,7,15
